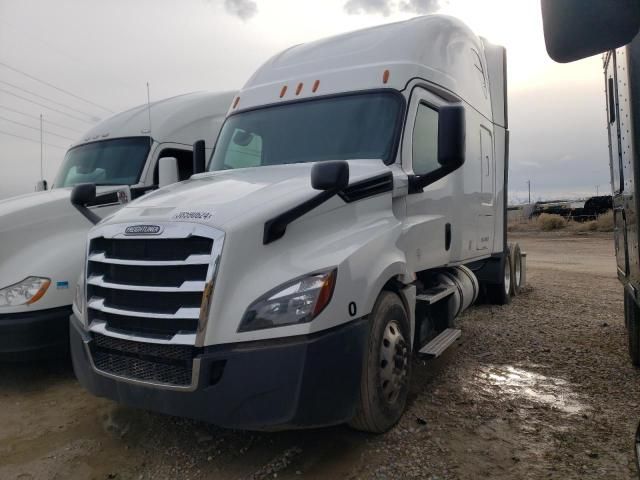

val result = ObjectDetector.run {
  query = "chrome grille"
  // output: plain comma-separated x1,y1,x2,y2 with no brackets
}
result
85,226,219,341
91,333,194,386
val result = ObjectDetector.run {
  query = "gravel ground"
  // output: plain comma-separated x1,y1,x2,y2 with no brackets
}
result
1,232,637,479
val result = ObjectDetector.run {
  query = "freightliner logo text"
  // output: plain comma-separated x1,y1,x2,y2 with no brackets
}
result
124,225,163,235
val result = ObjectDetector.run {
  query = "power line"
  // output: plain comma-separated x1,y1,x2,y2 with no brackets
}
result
0,128,67,150
0,60,114,113
0,114,76,141
0,79,99,120
0,87,96,124
0,105,83,133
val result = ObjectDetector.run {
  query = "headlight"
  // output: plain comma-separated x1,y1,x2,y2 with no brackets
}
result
238,269,337,332
0,277,51,307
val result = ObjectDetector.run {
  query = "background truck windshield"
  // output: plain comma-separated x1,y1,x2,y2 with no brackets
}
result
209,92,402,170
54,137,151,188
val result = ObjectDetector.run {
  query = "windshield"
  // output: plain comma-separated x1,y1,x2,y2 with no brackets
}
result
54,137,151,188
209,92,403,171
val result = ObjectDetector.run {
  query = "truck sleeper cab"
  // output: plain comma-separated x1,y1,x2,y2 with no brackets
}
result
0,91,235,358
70,15,511,432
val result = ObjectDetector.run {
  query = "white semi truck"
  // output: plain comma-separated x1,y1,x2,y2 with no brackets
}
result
0,91,235,358
70,15,523,432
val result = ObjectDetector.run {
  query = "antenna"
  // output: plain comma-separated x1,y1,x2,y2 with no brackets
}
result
39,113,43,181
146,82,152,148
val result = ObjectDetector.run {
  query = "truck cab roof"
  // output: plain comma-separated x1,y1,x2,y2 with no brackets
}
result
232,15,505,126
75,91,236,148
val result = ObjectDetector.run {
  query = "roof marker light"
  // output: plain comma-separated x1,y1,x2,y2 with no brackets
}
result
383,69,390,84
296,83,303,95
312,80,320,93
232,97,240,109
280,85,288,98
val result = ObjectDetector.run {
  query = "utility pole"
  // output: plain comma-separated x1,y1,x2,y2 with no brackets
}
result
39,113,43,181
527,180,531,204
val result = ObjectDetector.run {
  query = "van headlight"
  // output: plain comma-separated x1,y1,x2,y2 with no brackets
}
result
238,270,337,332
0,277,51,307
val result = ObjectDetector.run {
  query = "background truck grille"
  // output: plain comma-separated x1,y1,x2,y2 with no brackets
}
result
91,333,194,386
86,234,214,339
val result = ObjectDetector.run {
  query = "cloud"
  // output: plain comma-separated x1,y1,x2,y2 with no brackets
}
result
398,0,440,14
224,0,257,20
344,0,440,16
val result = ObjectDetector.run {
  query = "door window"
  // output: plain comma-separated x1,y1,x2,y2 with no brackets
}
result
412,104,439,176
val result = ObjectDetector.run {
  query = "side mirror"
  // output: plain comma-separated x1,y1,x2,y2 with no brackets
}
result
541,0,640,63
158,157,179,188
437,105,466,170
193,139,206,175
70,183,101,225
409,105,465,193
311,160,349,192
35,180,48,192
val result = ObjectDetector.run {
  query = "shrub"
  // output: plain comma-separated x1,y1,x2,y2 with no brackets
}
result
537,213,567,231
596,210,614,232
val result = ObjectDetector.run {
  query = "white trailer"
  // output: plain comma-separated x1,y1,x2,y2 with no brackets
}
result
70,16,521,432
0,91,235,358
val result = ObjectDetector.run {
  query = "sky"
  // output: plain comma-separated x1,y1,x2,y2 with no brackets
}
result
0,0,610,202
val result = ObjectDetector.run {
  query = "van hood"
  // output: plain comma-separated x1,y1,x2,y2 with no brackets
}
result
0,186,121,233
111,160,391,228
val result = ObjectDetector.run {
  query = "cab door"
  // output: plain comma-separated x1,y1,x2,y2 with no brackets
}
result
477,126,495,251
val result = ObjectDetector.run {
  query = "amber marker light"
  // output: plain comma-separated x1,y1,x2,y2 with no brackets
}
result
312,80,320,92
296,82,303,95
312,269,337,318
232,97,240,109
26,279,51,305
280,85,288,98
383,69,390,84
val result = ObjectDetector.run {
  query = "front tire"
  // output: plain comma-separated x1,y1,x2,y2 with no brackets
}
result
626,289,640,366
349,291,411,433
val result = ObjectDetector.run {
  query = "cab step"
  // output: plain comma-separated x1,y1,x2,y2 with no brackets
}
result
416,284,457,305
418,328,461,357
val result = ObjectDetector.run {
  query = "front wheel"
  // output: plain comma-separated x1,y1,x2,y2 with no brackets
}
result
349,291,411,433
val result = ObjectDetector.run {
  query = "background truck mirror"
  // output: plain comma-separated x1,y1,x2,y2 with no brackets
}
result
34,180,47,192
193,139,206,175
158,157,179,188
311,160,350,192
70,183,101,225
541,0,640,63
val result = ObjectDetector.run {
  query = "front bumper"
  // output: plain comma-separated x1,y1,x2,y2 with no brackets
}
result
0,305,71,358
70,315,368,430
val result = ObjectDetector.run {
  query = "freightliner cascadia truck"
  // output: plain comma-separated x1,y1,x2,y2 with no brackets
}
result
540,0,640,366
69,15,524,432
0,91,235,358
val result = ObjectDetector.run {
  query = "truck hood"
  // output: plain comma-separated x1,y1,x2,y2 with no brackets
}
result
0,186,121,233
112,160,392,228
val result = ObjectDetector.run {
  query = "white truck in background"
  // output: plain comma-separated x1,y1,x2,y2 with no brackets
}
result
70,15,524,432
0,91,235,358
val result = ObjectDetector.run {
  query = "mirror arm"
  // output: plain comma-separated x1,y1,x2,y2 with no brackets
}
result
263,189,337,245
72,202,101,225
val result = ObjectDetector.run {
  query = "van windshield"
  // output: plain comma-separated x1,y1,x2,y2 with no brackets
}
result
209,92,403,171
54,137,151,188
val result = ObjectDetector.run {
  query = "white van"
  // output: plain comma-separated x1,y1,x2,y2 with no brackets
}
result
0,91,235,358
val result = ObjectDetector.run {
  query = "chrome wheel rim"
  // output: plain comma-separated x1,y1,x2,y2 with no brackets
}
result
514,254,522,288
379,320,408,404
504,258,512,296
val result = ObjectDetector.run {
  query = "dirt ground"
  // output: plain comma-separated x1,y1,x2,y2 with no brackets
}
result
1,232,638,480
